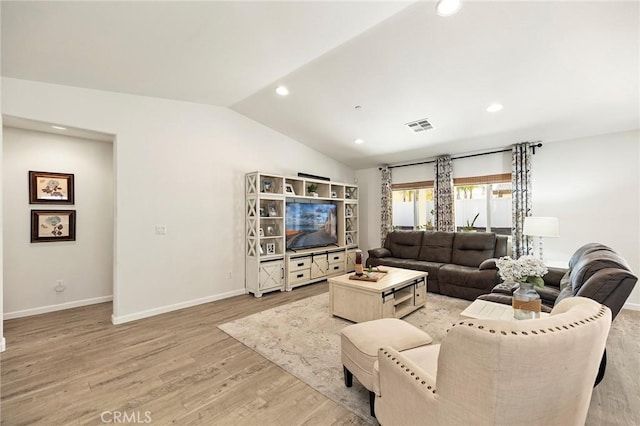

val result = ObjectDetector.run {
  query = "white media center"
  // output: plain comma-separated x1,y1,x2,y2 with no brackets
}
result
245,172,359,297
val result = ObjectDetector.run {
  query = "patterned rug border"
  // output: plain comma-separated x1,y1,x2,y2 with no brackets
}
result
218,292,470,422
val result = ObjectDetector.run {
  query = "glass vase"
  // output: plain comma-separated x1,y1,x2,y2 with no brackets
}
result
512,281,541,320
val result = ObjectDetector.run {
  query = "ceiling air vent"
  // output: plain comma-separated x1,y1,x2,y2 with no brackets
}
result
405,118,433,133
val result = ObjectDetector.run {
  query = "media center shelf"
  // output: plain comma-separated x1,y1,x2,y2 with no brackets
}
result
245,171,359,297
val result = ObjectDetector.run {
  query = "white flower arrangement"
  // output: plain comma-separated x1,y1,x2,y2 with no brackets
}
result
495,255,548,287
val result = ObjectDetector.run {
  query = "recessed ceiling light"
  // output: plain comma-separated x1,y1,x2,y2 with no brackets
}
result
51,125,67,130
275,86,289,96
354,138,364,144
486,103,504,112
436,0,461,17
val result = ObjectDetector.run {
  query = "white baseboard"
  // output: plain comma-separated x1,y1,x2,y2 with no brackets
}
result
111,289,246,325
623,302,640,312
1,337,6,352
3,296,113,320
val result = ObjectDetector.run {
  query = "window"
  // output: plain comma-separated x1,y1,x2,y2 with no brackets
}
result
391,182,434,230
454,174,511,236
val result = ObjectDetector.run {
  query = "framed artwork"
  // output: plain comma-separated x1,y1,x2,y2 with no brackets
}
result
259,207,267,217
31,210,76,243
266,242,276,255
259,227,265,237
346,234,354,245
330,191,337,198
29,171,75,205
285,183,295,195
267,203,278,217
266,225,276,236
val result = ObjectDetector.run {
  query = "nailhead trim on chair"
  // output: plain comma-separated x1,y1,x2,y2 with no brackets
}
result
377,306,607,398
380,348,436,394
447,305,608,337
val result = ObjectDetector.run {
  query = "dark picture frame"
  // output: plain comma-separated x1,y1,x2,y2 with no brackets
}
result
31,210,77,243
29,171,75,205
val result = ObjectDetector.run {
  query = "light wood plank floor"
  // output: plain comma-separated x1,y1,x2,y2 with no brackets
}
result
1,284,638,425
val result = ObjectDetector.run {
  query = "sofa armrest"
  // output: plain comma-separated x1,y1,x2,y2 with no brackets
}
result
368,247,392,259
543,267,568,288
376,347,438,423
479,258,497,270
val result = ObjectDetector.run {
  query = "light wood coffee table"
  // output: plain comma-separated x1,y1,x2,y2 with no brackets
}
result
328,266,428,323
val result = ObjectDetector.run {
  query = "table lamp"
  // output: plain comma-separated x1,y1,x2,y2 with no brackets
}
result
523,216,559,262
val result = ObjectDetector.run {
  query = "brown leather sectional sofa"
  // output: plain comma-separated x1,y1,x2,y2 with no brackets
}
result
479,242,638,319
477,242,637,386
366,231,508,300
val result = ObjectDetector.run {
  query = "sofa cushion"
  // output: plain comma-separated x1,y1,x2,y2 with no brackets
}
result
571,250,631,293
568,243,615,269
386,231,424,259
451,232,497,267
438,264,499,291
417,231,454,263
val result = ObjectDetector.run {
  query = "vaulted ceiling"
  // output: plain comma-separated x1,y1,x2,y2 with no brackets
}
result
3,1,638,169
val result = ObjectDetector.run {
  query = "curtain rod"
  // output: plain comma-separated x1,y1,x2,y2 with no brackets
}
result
380,142,542,170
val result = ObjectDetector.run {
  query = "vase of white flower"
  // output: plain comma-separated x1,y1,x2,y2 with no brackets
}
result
495,255,548,320
513,281,541,319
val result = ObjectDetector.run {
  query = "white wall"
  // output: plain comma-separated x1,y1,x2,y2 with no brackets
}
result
3,128,114,317
357,131,640,309
2,78,355,324
532,130,639,309
355,168,381,256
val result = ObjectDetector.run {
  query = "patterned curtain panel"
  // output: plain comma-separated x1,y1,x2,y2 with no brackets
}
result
380,166,393,246
512,143,533,257
434,155,455,231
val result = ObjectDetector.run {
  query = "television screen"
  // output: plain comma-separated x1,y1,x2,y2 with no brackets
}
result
286,203,338,250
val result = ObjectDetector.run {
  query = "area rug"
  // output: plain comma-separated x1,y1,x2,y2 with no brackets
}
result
218,292,471,422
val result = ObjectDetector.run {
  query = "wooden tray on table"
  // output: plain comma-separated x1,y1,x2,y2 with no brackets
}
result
348,268,388,282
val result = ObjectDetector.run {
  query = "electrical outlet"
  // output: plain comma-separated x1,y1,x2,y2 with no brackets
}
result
55,280,66,292
227,271,233,280
155,225,167,235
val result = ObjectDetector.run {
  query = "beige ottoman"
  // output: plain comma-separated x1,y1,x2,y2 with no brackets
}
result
341,318,433,416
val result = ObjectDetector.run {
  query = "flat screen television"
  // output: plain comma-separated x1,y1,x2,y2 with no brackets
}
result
285,202,338,250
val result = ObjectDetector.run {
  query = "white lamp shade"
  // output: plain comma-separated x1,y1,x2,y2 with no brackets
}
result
523,216,559,237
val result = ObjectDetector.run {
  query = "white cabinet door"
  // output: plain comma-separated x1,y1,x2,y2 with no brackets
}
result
260,260,284,290
311,254,328,279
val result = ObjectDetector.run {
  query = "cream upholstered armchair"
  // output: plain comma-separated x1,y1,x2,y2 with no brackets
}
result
374,297,611,426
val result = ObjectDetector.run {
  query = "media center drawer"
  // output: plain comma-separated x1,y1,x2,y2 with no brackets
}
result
288,257,312,272
327,251,345,263
327,262,345,275
289,269,311,285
